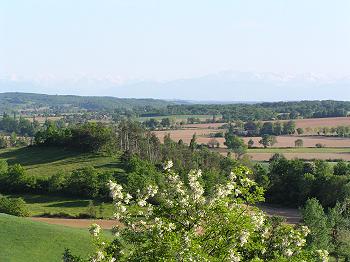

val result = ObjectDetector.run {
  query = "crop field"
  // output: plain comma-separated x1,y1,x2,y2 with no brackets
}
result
154,129,350,148
0,147,124,177
214,148,350,161
182,116,350,129
0,214,102,262
247,147,350,161
154,117,350,162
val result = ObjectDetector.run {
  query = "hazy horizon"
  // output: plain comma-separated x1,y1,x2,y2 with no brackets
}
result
1,1,349,100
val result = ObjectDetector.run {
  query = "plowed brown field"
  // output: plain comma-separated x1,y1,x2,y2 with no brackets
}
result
182,116,350,129
154,129,350,148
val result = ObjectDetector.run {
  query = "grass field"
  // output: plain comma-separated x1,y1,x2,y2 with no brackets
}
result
6,194,115,218
0,213,109,262
0,147,124,177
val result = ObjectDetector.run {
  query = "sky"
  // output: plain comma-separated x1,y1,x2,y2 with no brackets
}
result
0,0,350,100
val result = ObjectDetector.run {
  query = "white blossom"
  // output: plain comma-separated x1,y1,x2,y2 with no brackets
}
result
138,199,147,207
89,224,101,237
163,160,173,171
239,230,250,246
284,249,293,257
316,250,329,262
108,180,123,200
228,250,241,262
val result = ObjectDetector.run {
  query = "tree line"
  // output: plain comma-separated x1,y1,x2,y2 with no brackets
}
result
254,155,350,207
0,113,39,136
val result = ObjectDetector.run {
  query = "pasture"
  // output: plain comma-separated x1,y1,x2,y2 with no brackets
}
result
0,213,100,262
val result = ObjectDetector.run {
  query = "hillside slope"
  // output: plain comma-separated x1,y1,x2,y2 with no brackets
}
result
0,146,124,177
0,214,94,262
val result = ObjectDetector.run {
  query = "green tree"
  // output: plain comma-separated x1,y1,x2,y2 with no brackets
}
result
189,133,197,151
328,200,350,260
160,118,171,128
296,128,304,135
302,198,331,250
283,121,296,135
247,138,254,148
273,121,283,135
0,196,29,217
86,200,97,218
295,139,304,147
259,135,277,148
224,133,247,158
334,161,350,176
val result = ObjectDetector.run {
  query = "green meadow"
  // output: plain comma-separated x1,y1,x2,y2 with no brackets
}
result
0,214,110,262
0,146,124,177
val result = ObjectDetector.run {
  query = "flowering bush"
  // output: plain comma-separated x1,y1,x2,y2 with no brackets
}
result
64,161,328,261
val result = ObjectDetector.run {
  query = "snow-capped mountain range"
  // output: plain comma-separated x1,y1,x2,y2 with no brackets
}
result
0,71,349,102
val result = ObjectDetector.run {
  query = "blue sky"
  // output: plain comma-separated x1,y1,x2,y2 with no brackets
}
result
0,1,349,99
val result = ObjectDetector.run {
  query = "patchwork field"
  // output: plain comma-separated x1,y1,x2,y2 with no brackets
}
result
246,152,350,161
154,116,350,161
213,147,350,161
154,129,350,148
182,116,350,129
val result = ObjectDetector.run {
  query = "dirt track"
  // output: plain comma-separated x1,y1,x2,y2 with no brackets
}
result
29,217,120,229
29,204,301,228
258,204,301,224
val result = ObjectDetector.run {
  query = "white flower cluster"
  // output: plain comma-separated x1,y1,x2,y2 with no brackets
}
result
91,251,104,262
89,223,101,237
251,212,265,230
108,180,123,200
228,250,241,262
188,170,205,204
163,160,173,171
213,167,256,203
239,230,250,247
316,249,329,262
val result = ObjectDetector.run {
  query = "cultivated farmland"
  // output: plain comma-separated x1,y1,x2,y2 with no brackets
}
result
153,116,350,161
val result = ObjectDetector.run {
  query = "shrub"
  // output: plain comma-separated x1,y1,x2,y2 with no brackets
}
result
0,196,29,217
